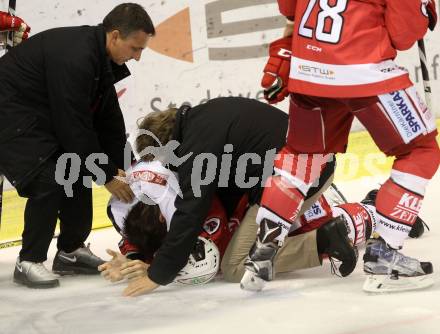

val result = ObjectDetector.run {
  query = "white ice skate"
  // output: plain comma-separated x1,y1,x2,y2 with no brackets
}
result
363,238,434,293
240,219,281,292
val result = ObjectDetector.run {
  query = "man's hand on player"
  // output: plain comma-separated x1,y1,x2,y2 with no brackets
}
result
261,36,292,104
105,169,134,203
120,260,150,280
123,275,159,297
98,249,129,282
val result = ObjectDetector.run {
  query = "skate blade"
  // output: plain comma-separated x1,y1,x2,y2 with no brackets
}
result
363,274,434,293
240,270,266,292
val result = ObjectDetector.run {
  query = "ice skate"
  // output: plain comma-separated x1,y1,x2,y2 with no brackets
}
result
363,237,434,293
240,219,282,292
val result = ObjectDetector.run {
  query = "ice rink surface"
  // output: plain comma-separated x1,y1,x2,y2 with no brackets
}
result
1,174,439,334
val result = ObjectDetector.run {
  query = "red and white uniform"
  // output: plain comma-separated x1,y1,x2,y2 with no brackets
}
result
269,0,439,248
108,160,180,234
108,161,234,259
109,161,370,260
109,162,374,260
279,0,430,97
290,190,374,247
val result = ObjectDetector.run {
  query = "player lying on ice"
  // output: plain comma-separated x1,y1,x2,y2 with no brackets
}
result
98,97,355,296
100,156,427,294
99,98,427,296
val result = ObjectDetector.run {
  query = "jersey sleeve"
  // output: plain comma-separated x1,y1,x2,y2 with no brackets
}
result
277,0,297,18
199,196,231,258
385,0,429,50
117,238,145,261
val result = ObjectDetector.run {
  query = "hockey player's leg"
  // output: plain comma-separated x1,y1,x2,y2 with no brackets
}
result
275,215,358,278
222,206,326,283
356,92,440,292
361,189,428,238
241,95,353,290
240,218,283,291
329,187,427,250
221,205,259,283
363,147,439,292
287,178,359,277
241,149,334,291
223,182,359,282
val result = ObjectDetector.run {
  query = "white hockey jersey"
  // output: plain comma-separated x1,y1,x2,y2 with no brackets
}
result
108,160,181,234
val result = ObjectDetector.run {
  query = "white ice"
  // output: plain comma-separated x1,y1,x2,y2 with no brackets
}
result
1,174,440,334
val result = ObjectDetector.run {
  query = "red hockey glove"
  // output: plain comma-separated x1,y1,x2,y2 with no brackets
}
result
0,11,31,45
425,0,437,31
118,238,144,261
261,36,292,104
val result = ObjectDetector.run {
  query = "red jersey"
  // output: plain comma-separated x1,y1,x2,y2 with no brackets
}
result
278,0,430,97
116,195,237,261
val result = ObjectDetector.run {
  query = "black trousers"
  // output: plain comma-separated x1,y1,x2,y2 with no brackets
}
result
17,160,93,262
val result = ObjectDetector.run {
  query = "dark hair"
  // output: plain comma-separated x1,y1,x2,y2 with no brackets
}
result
103,3,155,38
123,202,167,261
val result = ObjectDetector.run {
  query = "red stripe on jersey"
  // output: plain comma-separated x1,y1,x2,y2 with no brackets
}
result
131,170,168,186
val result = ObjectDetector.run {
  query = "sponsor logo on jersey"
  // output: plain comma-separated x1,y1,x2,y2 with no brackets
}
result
304,202,326,222
391,91,422,133
306,44,322,52
406,86,436,132
131,170,168,186
297,64,335,80
411,89,429,114
379,90,425,143
380,67,398,73
274,218,293,235
390,193,422,224
378,215,412,234
352,210,369,245
203,218,221,235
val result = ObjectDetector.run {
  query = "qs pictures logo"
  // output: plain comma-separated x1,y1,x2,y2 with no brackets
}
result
147,0,285,62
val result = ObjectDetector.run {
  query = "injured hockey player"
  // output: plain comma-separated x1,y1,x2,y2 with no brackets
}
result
99,158,427,296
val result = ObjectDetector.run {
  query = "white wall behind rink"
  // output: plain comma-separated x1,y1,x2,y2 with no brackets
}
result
2,0,439,131
1,0,439,190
